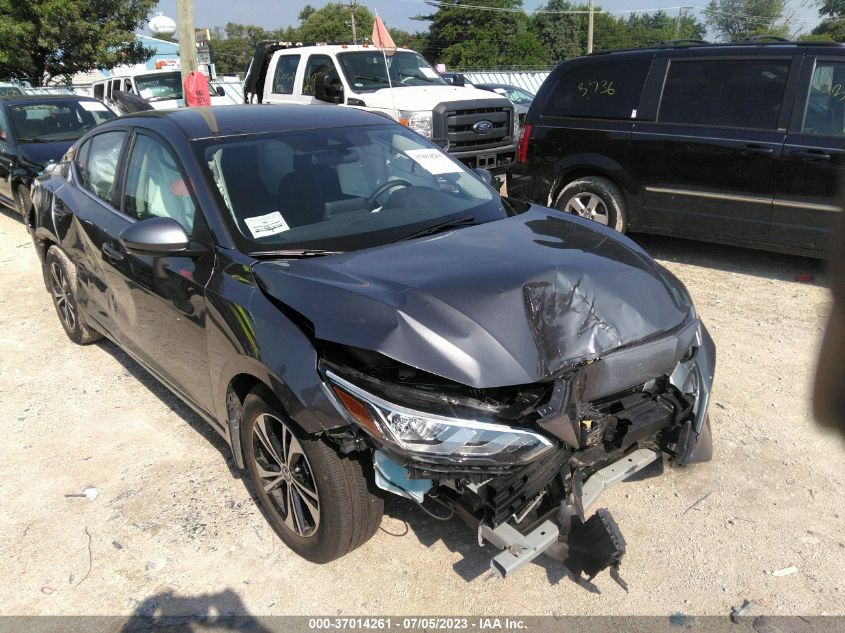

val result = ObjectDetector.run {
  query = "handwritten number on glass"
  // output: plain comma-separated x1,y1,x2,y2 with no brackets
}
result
577,80,615,97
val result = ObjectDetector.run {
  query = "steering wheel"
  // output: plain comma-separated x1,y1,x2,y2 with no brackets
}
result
366,179,414,210
399,75,417,85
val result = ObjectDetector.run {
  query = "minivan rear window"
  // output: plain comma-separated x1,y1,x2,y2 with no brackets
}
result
659,59,789,129
543,58,652,120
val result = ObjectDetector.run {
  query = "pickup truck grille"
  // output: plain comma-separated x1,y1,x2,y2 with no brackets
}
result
446,106,512,151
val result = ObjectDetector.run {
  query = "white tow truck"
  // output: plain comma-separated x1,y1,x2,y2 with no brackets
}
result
243,42,518,175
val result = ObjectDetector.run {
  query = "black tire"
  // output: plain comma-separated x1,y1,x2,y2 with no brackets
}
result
45,246,102,345
241,387,383,563
554,176,627,232
14,184,31,221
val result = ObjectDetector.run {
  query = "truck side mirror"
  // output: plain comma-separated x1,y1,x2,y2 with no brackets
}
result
215,85,226,97
315,72,344,104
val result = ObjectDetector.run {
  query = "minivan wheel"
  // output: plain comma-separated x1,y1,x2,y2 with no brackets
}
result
45,246,102,345
555,176,627,232
241,387,384,563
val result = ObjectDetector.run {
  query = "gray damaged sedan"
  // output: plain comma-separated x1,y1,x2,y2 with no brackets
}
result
30,105,714,580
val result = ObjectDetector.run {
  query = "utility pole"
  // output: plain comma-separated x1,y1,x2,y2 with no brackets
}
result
176,0,198,88
675,6,692,38
347,0,358,44
586,0,595,54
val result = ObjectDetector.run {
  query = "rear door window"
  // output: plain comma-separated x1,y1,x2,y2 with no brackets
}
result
544,58,652,119
802,61,845,137
659,58,789,129
273,55,301,94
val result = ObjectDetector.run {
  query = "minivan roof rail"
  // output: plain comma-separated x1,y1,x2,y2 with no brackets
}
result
589,38,845,56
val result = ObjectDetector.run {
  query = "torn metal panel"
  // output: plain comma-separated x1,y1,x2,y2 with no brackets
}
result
252,207,691,389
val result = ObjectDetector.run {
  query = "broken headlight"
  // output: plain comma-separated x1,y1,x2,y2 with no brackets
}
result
325,369,554,465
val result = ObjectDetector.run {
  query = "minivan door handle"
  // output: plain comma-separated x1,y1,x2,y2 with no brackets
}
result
791,149,831,162
101,242,125,263
735,144,774,157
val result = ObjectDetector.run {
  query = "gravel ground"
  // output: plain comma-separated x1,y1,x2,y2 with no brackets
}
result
0,205,842,620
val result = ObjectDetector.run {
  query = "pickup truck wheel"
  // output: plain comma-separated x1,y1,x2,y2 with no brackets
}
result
241,387,383,563
45,246,102,345
555,176,627,233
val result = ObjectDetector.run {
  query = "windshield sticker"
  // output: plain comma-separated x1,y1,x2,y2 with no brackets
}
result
420,67,439,79
404,148,462,175
139,88,154,99
244,211,290,239
80,101,108,112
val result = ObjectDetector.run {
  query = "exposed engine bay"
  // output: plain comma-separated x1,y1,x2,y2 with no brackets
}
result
318,316,715,581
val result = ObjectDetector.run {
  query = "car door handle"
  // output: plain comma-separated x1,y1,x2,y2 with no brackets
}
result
735,144,774,157
791,149,831,162
101,242,125,263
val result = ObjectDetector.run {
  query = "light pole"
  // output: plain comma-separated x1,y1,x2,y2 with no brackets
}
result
587,0,595,54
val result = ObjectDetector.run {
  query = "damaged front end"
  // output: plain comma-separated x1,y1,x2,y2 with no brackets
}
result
317,315,715,581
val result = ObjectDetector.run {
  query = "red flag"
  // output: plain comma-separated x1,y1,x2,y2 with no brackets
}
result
371,13,396,56
183,71,211,107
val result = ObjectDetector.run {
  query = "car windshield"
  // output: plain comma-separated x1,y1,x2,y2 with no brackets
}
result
337,51,448,92
195,123,506,253
135,72,183,101
10,100,116,142
488,86,534,105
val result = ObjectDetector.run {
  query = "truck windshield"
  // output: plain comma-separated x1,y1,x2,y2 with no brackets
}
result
195,123,505,253
135,72,183,102
337,51,448,92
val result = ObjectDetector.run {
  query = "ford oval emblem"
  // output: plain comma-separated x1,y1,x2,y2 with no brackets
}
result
472,120,494,135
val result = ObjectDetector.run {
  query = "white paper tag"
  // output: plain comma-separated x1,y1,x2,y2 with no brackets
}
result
404,148,462,175
420,67,439,79
139,88,154,99
80,100,108,112
244,211,290,239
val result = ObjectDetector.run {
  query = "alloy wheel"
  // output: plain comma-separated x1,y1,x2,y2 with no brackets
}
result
251,414,320,537
564,192,610,225
49,261,77,331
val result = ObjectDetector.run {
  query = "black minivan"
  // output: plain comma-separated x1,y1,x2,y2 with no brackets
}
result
517,41,845,257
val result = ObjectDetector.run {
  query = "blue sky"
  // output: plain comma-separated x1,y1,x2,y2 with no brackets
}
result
149,1,822,38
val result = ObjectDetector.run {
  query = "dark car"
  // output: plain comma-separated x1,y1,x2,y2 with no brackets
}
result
518,41,845,257
31,105,714,577
0,95,116,220
474,83,535,123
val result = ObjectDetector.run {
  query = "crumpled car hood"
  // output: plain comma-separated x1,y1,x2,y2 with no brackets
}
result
253,207,691,388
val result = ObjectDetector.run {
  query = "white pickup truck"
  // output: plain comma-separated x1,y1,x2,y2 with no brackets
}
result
243,43,518,175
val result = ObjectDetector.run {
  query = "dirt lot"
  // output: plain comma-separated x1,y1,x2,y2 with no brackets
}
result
0,205,843,620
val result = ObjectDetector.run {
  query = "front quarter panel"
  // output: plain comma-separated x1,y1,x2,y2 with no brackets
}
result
206,249,348,438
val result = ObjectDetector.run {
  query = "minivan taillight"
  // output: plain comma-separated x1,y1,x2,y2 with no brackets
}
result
517,123,532,164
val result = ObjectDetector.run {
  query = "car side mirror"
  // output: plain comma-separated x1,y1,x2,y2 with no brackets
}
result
315,72,344,104
215,85,226,97
473,168,493,186
119,217,190,257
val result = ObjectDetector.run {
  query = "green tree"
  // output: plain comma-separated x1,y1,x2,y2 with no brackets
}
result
299,2,373,44
703,0,789,41
420,0,549,69
534,0,584,60
209,22,300,76
298,5,316,24
812,0,845,41
0,0,155,84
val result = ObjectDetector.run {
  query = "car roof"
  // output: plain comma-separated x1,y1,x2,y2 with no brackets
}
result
0,94,101,103
116,104,393,140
